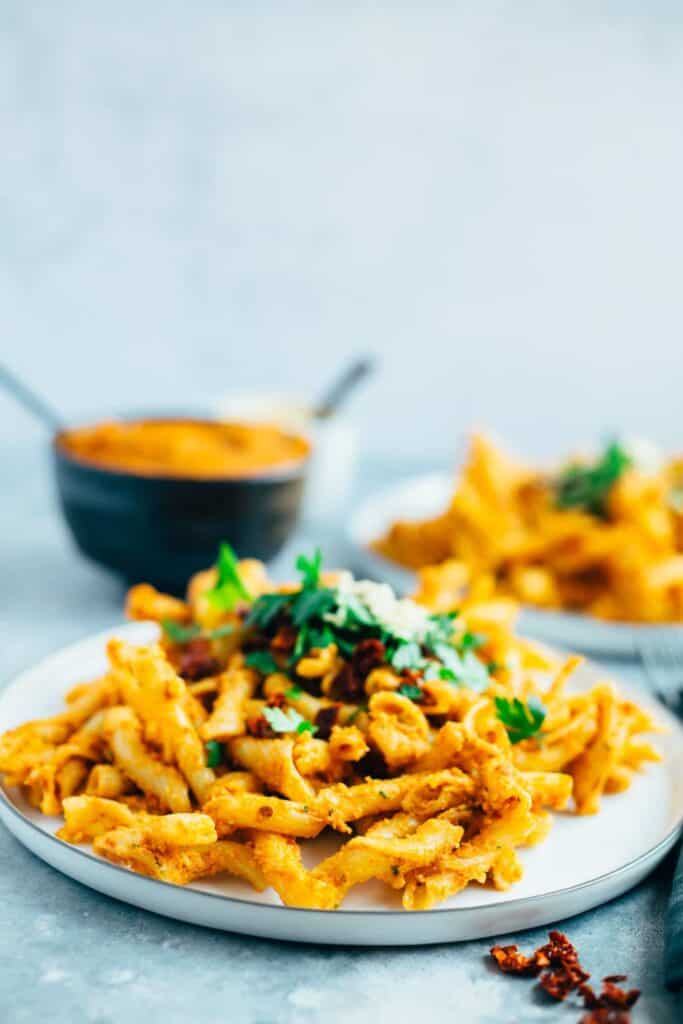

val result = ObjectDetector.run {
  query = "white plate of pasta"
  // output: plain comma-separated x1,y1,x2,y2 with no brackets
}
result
0,549,681,946
350,468,683,657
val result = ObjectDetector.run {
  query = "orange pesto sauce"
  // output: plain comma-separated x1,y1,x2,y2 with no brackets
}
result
58,418,311,479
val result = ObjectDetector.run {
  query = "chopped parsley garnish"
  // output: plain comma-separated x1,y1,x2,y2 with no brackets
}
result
206,543,252,611
459,631,487,652
424,611,459,647
391,642,423,672
397,683,424,702
205,740,223,768
555,441,631,518
430,642,490,692
161,620,234,644
161,620,201,644
494,696,546,744
228,545,491,694
295,549,323,589
261,705,318,736
245,592,291,630
295,719,318,736
245,651,281,676
285,684,303,698
291,586,337,627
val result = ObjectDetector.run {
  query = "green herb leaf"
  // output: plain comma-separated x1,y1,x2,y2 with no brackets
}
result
391,642,423,672
245,592,292,630
206,543,252,611
459,631,487,652
162,620,234,643
296,720,318,736
205,740,223,768
161,619,201,644
296,549,323,590
245,650,281,675
330,592,376,628
431,642,463,676
397,683,424,701
494,696,546,744
285,684,303,698
555,441,632,518
458,651,491,692
425,611,458,647
291,587,337,627
261,705,314,734
292,625,310,663
305,625,337,651
430,642,490,692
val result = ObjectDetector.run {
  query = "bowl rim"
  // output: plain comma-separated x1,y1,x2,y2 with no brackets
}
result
52,414,312,485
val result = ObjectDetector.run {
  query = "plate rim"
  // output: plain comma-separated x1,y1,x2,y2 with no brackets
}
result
1,621,682,923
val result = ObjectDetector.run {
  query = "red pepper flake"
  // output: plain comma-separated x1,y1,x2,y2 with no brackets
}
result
489,932,640,1023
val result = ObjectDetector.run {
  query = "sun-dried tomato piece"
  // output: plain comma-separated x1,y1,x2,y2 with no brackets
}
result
314,705,339,740
270,625,298,654
246,716,275,738
351,638,386,679
178,638,221,680
329,663,364,702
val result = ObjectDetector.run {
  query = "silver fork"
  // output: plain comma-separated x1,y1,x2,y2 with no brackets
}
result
637,632,683,717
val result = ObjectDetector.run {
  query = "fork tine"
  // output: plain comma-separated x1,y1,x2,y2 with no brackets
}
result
637,630,683,712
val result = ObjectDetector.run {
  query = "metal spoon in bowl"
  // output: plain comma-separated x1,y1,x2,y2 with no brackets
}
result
0,362,64,431
312,356,375,421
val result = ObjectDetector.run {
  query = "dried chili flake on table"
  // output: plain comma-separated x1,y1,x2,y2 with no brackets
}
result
537,931,590,1000
580,1011,631,1024
489,932,640,1023
489,943,546,975
579,976,641,1017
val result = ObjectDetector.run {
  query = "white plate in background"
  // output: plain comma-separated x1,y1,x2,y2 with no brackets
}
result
0,623,681,945
348,472,683,658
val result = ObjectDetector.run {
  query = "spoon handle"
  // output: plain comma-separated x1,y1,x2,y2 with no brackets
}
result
0,362,64,432
314,356,375,420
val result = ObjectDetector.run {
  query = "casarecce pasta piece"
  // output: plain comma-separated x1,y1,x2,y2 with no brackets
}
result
204,791,326,838
103,707,191,813
228,735,316,803
201,657,258,741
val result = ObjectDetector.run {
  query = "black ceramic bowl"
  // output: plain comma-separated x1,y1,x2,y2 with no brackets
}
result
52,418,310,593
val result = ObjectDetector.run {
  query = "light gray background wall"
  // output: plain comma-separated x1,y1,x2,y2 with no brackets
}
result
2,3,682,463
